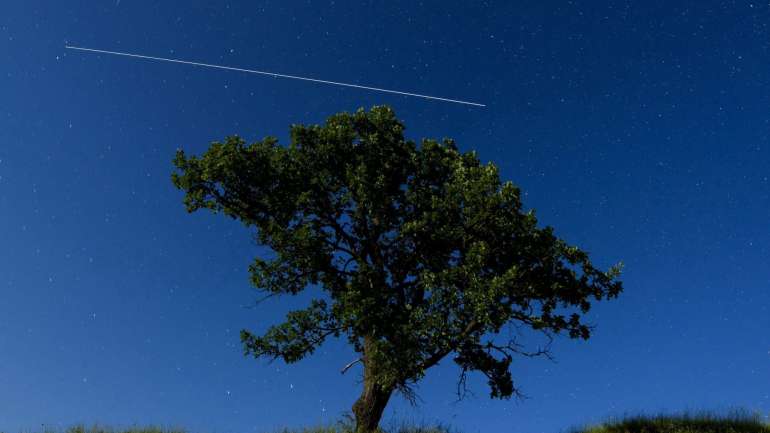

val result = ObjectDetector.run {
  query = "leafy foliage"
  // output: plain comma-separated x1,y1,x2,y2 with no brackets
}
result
172,105,622,402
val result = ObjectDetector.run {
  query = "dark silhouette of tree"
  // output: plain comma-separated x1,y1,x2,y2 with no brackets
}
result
171,106,623,433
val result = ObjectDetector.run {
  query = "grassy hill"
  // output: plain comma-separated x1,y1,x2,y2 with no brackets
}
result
13,413,770,433
18,423,453,433
571,412,770,433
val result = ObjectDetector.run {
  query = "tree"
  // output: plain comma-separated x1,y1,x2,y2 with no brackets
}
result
171,106,623,433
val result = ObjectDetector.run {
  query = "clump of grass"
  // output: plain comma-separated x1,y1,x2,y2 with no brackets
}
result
273,427,451,433
386,420,455,433
274,426,348,433
573,409,770,433
33,426,187,433
280,413,454,433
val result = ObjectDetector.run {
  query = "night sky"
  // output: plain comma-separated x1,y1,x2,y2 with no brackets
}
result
2,1,770,433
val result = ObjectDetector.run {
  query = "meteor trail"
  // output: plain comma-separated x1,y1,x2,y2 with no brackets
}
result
64,45,486,107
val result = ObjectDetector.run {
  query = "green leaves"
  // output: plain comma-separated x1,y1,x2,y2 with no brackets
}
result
241,300,338,363
172,105,623,400
454,342,514,399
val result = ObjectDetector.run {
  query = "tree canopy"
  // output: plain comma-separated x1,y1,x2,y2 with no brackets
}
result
171,106,622,433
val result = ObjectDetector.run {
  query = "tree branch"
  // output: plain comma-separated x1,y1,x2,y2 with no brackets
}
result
340,358,364,375
417,319,482,372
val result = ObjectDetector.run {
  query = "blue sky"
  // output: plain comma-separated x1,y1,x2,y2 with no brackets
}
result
1,1,769,433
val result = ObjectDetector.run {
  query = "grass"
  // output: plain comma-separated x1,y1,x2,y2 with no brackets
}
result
571,410,770,433
17,422,453,433
26,427,187,433
10,412,769,433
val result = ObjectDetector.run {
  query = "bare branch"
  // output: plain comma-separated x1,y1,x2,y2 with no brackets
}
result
454,367,471,402
340,358,364,375
242,292,279,308
485,334,555,362
396,382,423,407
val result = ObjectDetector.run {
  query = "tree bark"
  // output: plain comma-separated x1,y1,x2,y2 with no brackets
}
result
352,378,393,433
352,337,394,433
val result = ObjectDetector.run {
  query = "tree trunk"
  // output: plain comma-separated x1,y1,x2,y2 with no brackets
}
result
352,378,393,433
352,337,394,433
